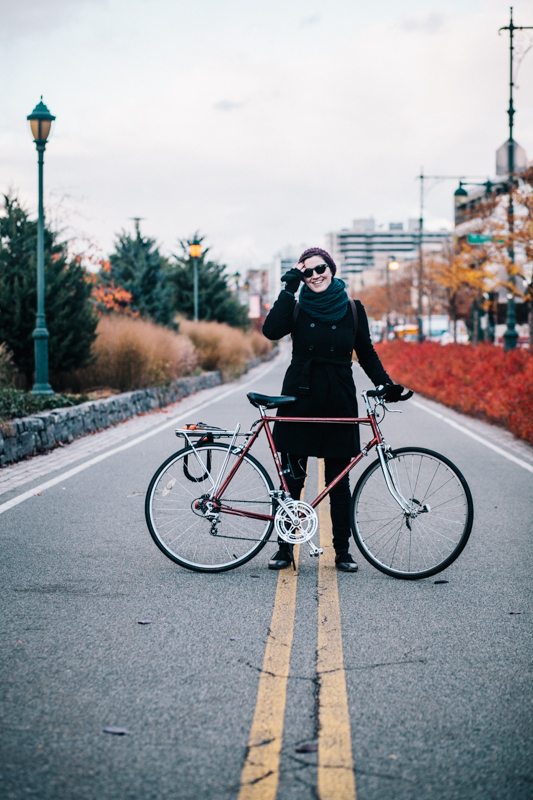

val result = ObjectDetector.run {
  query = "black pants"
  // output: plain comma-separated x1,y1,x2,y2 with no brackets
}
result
280,454,352,555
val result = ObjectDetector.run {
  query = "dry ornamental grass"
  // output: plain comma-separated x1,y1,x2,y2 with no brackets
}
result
78,316,198,392
179,319,271,381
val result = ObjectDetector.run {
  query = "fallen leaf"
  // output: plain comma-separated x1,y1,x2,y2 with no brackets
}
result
34,493,42,497
296,742,318,753
103,727,130,735
138,620,151,625
434,580,448,584
389,754,399,760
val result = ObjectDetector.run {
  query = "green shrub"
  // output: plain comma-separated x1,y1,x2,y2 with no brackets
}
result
0,388,89,422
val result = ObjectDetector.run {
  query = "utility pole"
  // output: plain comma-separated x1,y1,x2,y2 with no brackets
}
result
499,7,533,351
416,173,487,344
417,170,424,342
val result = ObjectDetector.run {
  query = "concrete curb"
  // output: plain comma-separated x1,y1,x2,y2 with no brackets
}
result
0,348,277,466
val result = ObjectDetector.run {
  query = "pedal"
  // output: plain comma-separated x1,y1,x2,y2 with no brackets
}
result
308,541,323,557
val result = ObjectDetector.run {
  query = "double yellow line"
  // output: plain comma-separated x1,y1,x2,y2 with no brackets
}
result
237,463,356,800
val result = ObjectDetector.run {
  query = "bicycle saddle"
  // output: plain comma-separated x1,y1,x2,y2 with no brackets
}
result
246,392,297,409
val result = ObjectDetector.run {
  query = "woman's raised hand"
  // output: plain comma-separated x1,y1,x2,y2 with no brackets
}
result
281,264,304,294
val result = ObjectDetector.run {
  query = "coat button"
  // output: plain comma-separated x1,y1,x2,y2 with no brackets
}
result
310,323,315,328
332,325,337,330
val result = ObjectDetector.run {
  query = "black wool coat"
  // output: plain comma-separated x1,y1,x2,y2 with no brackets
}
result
262,290,392,458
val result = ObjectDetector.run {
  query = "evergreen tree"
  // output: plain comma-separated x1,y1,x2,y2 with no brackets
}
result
170,235,249,328
0,195,98,386
107,229,174,326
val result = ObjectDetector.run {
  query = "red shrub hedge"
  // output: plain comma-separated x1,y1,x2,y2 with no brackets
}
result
375,342,533,445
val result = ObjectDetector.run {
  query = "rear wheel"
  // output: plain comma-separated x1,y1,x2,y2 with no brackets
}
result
145,443,275,572
351,447,473,579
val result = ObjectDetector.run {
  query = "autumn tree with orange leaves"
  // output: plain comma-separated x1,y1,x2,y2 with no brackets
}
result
87,259,138,316
425,242,494,342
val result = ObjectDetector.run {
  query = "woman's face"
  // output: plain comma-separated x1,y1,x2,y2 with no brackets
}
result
298,255,333,293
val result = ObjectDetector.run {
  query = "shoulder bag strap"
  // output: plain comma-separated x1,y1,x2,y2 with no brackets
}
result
350,298,358,350
292,300,300,327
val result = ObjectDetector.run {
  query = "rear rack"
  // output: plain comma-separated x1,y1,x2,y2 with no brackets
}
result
175,422,248,439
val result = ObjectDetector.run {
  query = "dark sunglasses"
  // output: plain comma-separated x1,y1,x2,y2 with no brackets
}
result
302,264,328,279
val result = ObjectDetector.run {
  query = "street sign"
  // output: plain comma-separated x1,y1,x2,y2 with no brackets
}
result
468,234,492,244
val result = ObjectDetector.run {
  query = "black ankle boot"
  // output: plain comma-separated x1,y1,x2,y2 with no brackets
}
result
268,543,294,570
335,552,358,572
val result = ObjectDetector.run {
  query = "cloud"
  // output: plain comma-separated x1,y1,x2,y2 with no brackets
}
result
0,0,106,37
399,12,447,33
213,99,247,111
300,14,320,28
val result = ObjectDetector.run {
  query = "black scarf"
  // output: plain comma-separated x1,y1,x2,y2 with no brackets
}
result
298,278,349,323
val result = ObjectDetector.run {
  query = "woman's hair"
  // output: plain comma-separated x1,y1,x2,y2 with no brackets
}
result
299,247,337,277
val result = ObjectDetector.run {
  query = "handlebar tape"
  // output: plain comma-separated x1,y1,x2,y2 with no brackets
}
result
367,386,413,401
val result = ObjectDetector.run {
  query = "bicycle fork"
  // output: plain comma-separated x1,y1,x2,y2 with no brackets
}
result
376,444,431,523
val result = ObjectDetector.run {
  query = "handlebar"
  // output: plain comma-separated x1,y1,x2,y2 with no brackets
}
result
366,385,414,402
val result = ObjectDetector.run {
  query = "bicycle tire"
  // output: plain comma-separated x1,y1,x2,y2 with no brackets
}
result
145,443,275,572
351,447,474,580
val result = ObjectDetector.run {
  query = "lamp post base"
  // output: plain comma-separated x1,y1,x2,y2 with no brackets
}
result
503,329,518,351
32,325,55,395
31,383,55,396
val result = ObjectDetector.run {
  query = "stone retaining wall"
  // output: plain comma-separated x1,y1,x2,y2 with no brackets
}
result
0,372,224,467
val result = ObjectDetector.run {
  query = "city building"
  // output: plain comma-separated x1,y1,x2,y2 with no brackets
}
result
327,219,451,293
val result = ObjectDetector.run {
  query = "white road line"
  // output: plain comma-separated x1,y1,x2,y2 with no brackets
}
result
0,357,282,517
413,400,533,475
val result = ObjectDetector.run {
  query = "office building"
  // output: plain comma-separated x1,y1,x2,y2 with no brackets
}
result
327,219,451,278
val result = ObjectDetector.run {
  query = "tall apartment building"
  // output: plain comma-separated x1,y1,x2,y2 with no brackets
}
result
327,219,451,284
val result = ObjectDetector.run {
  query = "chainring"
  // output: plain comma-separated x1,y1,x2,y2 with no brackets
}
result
274,500,319,544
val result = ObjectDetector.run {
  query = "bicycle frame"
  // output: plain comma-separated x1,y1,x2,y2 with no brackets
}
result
178,394,394,525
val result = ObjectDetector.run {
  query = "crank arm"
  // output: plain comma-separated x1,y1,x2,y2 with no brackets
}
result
276,496,302,526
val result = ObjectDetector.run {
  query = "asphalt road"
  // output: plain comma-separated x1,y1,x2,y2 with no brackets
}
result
1,348,532,800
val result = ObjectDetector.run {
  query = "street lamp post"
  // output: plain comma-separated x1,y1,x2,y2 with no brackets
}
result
189,239,202,321
499,7,533,351
386,257,400,339
27,97,55,395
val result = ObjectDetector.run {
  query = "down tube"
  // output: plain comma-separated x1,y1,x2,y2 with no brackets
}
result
310,441,378,508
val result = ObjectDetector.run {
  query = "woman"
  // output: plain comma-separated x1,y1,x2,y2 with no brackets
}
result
262,247,404,572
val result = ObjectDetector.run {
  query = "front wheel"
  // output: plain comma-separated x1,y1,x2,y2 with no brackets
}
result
146,443,275,572
351,447,474,579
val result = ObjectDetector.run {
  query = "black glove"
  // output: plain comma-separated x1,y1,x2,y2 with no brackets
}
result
281,267,304,294
383,383,404,403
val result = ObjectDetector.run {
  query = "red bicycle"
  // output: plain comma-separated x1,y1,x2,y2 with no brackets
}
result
145,387,474,579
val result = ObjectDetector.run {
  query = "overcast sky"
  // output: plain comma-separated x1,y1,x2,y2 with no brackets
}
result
1,0,532,270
